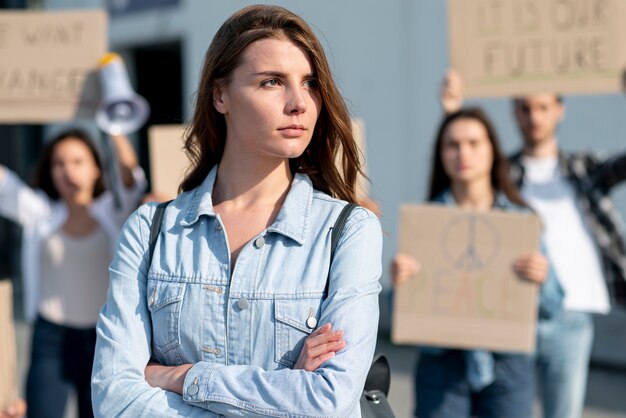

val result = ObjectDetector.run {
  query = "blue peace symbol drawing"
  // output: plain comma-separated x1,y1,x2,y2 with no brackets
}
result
440,213,500,272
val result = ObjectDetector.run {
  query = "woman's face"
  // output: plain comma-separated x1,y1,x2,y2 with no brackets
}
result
213,37,322,163
441,118,494,185
51,137,101,203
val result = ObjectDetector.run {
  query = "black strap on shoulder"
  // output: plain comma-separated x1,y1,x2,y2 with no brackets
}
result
148,200,173,267
325,203,358,297
330,203,357,262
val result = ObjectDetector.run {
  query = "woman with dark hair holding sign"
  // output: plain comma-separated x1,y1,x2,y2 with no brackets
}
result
392,108,563,418
91,5,382,417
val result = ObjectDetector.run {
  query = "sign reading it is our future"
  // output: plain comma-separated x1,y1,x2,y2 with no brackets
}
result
0,10,107,123
448,0,626,97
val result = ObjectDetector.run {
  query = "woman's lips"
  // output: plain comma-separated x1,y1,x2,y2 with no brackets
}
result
278,125,306,137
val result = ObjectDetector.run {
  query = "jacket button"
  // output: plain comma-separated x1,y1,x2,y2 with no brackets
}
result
254,237,265,248
306,316,317,329
237,297,249,310
187,384,199,396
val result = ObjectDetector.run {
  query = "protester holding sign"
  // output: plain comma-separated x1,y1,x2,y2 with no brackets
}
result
91,5,382,418
0,129,145,418
392,108,563,418
441,69,626,418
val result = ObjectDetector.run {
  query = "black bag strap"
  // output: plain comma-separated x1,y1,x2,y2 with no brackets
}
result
148,200,173,267
330,203,357,260
325,203,358,297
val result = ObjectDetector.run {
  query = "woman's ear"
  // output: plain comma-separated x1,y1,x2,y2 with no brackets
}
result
213,85,228,114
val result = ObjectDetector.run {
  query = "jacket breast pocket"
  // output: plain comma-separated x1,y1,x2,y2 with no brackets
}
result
147,279,185,358
274,297,322,368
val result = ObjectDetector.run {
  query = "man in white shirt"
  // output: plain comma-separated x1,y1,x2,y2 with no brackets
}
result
508,94,626,418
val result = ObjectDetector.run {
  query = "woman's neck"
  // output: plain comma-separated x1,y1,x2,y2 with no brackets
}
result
451,178,495,211
213,153,292,208
63,200,98,236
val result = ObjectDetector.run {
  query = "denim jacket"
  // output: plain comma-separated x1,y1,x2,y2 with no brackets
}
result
422,190,564,390
92,165,383,417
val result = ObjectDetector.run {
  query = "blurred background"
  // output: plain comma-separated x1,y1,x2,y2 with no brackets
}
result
1,0,626,417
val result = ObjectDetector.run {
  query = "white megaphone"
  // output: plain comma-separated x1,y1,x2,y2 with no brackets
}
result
95,53,150,136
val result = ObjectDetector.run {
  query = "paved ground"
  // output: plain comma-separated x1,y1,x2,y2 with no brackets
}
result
13,322,626,418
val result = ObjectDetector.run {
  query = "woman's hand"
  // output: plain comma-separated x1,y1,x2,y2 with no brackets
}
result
514,252,548,284
440,68,464,114
294,323,345,371
390,253,421,287
0,399,26,418
145,362,193,395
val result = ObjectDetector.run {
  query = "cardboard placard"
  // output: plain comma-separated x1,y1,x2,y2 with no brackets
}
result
0,281,17,410
448,0,626,97
148,125,190,200
392,204,542,353
0,10,107,122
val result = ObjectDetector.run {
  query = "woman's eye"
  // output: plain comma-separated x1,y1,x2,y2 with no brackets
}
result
262,79,280,87
303,79,318,89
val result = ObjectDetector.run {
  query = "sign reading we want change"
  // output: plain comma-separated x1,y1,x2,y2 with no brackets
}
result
0,10,107,122
392,205,542,353
448,0,626,97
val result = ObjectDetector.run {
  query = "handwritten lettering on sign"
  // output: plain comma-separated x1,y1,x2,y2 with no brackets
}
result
392,205,541,353
448,0,626,97
0,10,107,122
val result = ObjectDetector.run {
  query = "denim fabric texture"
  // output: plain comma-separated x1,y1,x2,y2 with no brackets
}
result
536,311,594,418
26,316,96,418
415,350,533,418
92,166,383,417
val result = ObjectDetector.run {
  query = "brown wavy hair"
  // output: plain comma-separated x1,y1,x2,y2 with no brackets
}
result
428,107,526,206
32,129,105,201
179,5,364,203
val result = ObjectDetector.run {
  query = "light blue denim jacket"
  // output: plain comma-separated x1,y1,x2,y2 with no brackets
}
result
91,166,383,418
422,190,564,391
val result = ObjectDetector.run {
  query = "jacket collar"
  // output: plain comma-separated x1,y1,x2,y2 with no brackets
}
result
180,165,311,245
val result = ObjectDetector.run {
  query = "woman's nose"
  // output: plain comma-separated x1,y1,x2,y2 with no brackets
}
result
285,88,307,114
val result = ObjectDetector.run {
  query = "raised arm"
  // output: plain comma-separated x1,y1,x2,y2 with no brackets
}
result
110,134,140,189
0,164,51,226
106,135,147,216
441,68,464,115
